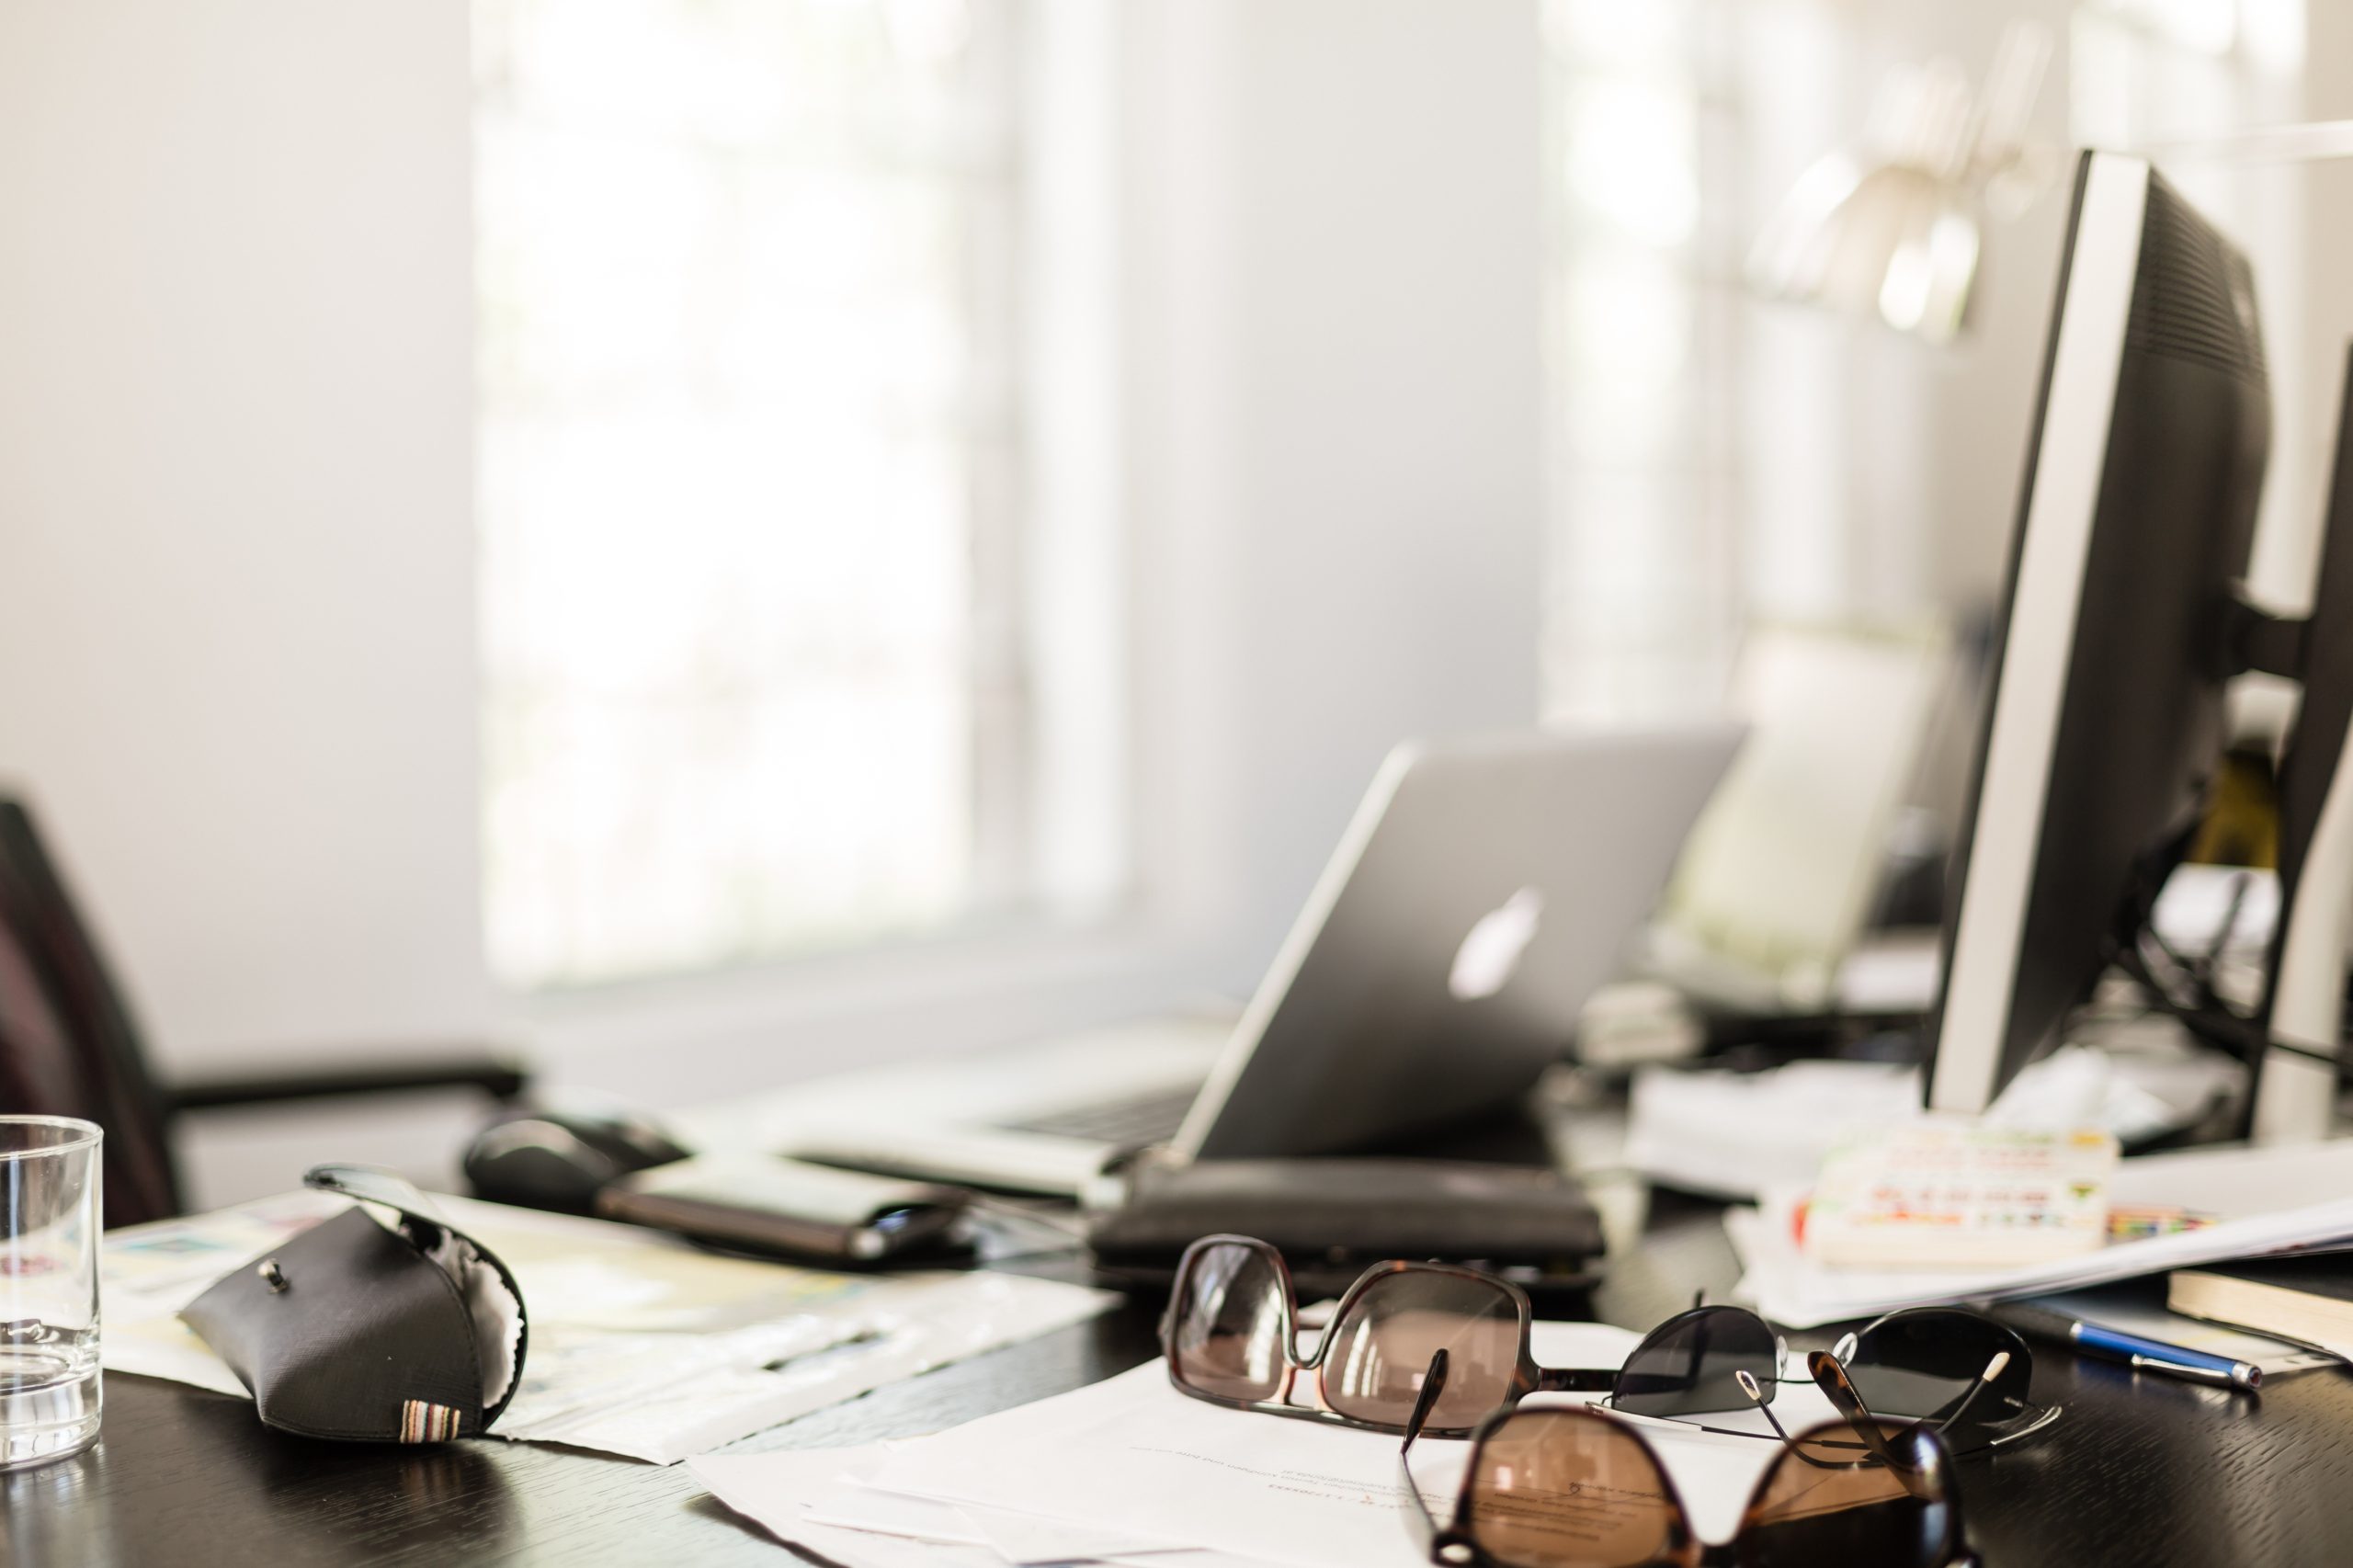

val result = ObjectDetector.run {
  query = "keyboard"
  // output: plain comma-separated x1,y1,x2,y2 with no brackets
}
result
996,1085,1201,1148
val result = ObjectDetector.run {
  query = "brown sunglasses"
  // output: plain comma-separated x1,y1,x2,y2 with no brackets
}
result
1161,1234,1816,1438
1397,1347,1978,1568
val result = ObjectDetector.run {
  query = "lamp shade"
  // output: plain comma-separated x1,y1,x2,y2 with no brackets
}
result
1748,154,1981,346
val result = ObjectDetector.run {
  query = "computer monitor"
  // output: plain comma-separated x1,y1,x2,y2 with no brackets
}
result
1924,151,2271,1114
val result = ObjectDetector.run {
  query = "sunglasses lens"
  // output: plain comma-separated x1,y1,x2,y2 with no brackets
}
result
1847,1309,2029,1444
1610,1307,1779,1418
1463,1409,1684,1568
1739,1418,1954,1568
1167,1241,1289,1403
1323,1270,1521,1429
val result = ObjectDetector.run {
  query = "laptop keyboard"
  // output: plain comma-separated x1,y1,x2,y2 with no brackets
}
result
997,1085,1200,1148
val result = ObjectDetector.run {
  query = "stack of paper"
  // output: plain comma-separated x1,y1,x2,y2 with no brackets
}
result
1624,1042,2246,1202
103,1190,1118,1462
693,1322,1879,1568
1730,1138,2353,1328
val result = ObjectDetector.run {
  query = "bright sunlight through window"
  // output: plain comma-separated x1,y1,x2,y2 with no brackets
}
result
476,0,1086,990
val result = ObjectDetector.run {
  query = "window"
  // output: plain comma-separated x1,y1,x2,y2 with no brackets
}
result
1540,0,1745,720
477,0,1110,990
2071,0,2312,599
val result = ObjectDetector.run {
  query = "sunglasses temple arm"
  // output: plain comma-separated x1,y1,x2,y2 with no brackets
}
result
1740,1381,1807,1457
1397,1448,1446,1558
1533,1367,1618,1394
1402,1349,1449,1457
1734,1369,1846,1469
1804,1353,1938,1495
1927,1350,2013,1434
1397,1352,1453,1559
1744,1395,1900,1475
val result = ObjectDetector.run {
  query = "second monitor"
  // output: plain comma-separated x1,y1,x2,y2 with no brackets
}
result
1925,150,2272,1114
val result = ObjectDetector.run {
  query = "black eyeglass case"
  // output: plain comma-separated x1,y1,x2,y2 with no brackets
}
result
1087,1157,1606,1298
179,1165,529,1444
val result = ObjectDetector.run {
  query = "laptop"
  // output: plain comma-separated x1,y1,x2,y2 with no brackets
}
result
777,726,1741,1196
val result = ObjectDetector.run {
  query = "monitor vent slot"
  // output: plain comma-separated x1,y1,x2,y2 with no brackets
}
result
2128,170,2266,385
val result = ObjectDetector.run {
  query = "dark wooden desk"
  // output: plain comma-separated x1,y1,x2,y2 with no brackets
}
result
9,1200,2353,1567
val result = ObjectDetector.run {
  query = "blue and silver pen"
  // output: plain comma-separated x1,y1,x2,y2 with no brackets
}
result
1991,1303,2262,1391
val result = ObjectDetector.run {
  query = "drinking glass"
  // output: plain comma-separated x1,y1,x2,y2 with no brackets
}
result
1,1117,102,1470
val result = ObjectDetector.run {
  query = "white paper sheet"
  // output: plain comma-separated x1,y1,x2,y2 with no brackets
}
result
797,1381,1206,1562
692,1444,1282,1568
1626,1044,2246,1202
695,1449,1014,1568
101,1191,1118,1463
1731,1138,2353,1327
853,1323,1859,1568
961,1503,1199,1564
1625,1060,1918,1199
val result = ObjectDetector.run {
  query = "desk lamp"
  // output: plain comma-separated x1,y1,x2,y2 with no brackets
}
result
1746,23,2056,346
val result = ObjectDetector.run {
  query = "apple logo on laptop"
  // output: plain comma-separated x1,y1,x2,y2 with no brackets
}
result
1449,887,1544,1001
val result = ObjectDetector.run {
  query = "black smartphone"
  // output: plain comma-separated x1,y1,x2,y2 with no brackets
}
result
595,1154,972,1266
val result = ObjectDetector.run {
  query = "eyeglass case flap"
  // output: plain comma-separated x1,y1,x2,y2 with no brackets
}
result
179,1166,529,1444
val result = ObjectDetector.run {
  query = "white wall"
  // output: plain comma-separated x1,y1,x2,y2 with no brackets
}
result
0,0,1546,1170
1125,0,1546,984
0,2,490,1081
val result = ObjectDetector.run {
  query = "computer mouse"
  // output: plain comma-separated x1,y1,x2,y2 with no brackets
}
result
463,1106,692,1215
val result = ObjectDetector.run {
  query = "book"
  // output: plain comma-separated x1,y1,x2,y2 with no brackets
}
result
1734,1138,2353,1330
2169,1254,2353,1358
1800,1124,2117,1270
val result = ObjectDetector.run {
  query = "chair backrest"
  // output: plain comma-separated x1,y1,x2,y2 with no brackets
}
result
0,795,184,1225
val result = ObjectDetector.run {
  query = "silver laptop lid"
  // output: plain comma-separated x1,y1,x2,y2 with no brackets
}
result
1173,725,1742,1161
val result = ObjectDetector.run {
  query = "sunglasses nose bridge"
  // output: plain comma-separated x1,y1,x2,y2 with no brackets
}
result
1293,1310,1337,1371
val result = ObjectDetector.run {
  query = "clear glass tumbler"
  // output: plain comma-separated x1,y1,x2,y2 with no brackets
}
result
0,1117,102,1470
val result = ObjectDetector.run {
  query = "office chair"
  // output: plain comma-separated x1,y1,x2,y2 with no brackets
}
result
0,793,529,1227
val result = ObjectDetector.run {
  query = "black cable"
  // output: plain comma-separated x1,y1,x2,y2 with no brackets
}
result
2111,930,2350,1071
2203,870,2254,983
2258,1036,2351,1068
